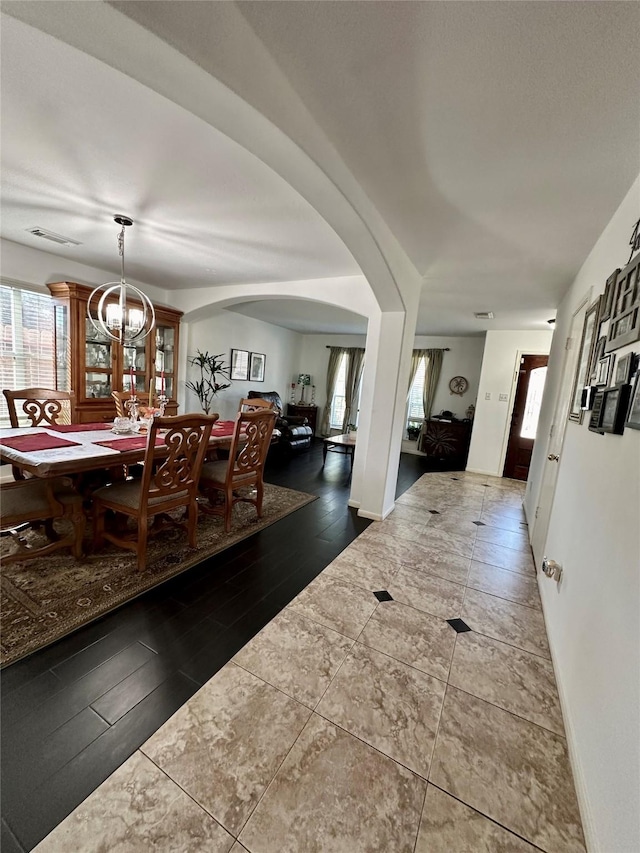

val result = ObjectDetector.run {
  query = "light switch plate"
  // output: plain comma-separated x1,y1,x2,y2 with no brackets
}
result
485,392,491,400
499,393,509,402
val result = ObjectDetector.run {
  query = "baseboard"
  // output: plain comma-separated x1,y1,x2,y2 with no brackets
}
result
347,498,360,509
356,508,386,521
465,466,501,476
536,575,598,852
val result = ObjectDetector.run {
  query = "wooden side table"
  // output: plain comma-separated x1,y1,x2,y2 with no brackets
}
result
322,434,356,479
287,404,318,436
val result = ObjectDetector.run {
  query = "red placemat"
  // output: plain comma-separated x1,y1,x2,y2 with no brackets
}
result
0,433,82,452
48,422,112,433
96,435,165,452
211,420,246,437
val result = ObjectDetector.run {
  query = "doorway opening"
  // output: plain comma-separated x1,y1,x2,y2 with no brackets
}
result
503,354,549,481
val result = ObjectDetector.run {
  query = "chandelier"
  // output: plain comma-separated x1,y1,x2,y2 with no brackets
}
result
87,215,155,344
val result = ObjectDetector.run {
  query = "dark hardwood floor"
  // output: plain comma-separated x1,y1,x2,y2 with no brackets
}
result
1,444,426,852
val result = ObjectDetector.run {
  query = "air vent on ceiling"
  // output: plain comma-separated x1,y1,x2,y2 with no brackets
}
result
26,227,81,246
474,311,494,319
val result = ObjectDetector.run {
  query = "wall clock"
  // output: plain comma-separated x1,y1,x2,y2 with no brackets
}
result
449,376,469,396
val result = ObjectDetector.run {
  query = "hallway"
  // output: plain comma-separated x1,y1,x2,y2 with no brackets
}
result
31,471,585,852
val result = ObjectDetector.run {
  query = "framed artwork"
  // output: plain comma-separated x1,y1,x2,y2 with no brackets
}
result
605,252,640,352
599,268,619,324
625,371,640,430
589,335,606,382
249,352,266,382
588,390,605,433
230,349,249,381
569,296,601,423
595,353,614,387
600,384,632,435
614,352,636,385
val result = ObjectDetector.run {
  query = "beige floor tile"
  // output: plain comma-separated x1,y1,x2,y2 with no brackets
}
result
401,542,471,585
420,527,474,558
239,715,426,853
415,785,539,853
233,610,353,708
479,511,528,533
323,551,400,590
359,600,456,681
389,502,431,524
472,539,535,576
388,566,465,620
141,663,310,835
475,524,531,553
430,687,585,853
348,534,413,564
287,573,378,638
462,588,550,658
467,560,541,609
449,632,564,735
33,751,234,853
426,514,479,540
396,491,428,509
317,643,445,776
366,518,427,543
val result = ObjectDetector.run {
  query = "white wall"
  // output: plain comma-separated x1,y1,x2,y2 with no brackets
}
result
300,332,485,424
185,309,302,420
525,177,640,853
466,329,553,476
0,238,168,304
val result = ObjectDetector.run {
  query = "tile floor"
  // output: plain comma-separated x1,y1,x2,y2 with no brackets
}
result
31,472,586,853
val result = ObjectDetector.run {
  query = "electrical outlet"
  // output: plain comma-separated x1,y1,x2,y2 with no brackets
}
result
499,393,509,402
485,392,491,400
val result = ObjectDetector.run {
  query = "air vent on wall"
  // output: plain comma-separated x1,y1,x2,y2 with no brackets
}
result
474,311,495,319
26,227,81,246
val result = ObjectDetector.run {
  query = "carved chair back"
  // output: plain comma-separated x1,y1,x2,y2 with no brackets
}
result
3,388,75,428
228,409,277,479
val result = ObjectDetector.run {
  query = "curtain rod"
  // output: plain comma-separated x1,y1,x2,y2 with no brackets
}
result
325,346,451,350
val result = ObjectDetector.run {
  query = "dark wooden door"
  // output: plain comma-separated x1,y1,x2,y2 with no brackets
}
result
503,354,549,481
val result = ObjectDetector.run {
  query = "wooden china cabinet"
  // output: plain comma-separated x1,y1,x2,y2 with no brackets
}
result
47,282,182,423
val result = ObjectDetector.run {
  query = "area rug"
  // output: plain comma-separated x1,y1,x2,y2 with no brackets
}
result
0,484,316,667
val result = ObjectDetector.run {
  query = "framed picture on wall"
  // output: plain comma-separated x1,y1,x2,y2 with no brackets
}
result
249,352,266,382
614,352,636,385
600,383,632,435
605,253,640,352
599,268,619,324
230,349,249,381
625,371,640,430
569,296,601,423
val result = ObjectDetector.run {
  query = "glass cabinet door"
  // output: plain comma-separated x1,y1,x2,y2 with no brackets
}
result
154,325,175,398
85,317,114,399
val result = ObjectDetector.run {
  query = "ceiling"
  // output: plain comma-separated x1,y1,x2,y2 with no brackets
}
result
2,2,639,336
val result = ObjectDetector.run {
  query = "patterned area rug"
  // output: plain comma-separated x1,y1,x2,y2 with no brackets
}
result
0,484,316,667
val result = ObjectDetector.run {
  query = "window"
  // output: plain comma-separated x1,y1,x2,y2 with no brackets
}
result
0,285,56,425
406,356,426,430
329,353,348,429
521,366,548,439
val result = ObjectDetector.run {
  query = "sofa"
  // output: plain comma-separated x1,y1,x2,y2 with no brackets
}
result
247,390,313,452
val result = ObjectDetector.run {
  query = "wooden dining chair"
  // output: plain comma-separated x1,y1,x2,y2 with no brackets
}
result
92,413,218,571
3,388,76,480
199,409,277,533
111,390,150,418
4,388,75,428
1,477,85,564
238,397,276,413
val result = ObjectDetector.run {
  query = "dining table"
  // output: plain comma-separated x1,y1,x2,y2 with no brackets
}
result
0,420,249,480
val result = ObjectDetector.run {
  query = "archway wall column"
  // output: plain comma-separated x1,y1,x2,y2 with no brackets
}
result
350,290,420,520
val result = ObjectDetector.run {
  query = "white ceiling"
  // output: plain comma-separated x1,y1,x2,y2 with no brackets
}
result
2,2,639,336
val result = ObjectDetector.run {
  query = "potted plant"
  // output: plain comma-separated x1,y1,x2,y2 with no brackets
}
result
186,350,231,414
346,423,358,440
407,424,421,441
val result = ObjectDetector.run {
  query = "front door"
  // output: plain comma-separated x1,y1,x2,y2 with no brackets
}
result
503,354,549,481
